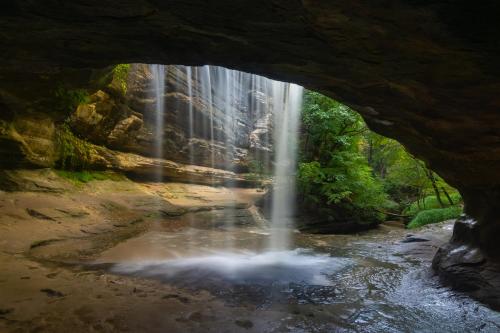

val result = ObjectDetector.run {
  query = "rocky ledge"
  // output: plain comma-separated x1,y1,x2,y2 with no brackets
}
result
111,151,262,187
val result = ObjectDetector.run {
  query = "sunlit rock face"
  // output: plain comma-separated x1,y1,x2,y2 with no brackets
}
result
67,64,276,172
0,1,500,273
0,64,277,184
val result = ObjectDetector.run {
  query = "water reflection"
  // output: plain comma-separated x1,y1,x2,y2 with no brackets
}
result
96,215,500,332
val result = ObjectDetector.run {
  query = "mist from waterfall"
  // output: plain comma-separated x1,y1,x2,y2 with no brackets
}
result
148,64,302,251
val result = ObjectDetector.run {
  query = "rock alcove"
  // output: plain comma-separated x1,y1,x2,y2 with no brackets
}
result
1,0,500,307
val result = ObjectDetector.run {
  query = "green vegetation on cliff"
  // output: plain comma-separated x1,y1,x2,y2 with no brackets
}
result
55,170,126,184
55,123,95,170
54,87,89,115
113,64,131,95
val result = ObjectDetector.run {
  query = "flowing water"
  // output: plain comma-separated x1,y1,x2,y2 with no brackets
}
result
96,215,500,332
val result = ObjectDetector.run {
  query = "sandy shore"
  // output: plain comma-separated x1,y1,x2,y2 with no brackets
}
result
0,170,272,332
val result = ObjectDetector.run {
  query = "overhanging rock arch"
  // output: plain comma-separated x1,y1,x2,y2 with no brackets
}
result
1,0,500,303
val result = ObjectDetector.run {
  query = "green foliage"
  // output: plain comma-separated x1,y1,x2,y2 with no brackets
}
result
298,153,386,208
297,91,461,228
248,159,267,175
243,159,271,184
298,91,388,224
55,124,94,170
301,92,366,163
242,173,261,182
407,206,463,229
364,133,427,208
364,132,460,214
113,64,131,95
54,87,89,115
404,193,462,217
55,170,126,184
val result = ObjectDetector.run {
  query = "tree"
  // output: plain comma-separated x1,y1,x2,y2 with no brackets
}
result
297,91,461,229
297,91,387,224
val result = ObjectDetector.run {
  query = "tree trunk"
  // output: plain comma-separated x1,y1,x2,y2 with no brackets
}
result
303,132,310,159
368,138,373,165
427,169,445,208
441,186,454,206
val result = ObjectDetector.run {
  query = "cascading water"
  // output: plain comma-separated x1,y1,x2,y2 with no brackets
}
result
149,64,166,181
185,66,195,165
147,64,302,251
198,66,216,172
269,82,303,250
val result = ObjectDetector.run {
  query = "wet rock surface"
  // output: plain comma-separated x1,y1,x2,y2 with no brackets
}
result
432,217,500,311
95,220,500,332
400,235,430,243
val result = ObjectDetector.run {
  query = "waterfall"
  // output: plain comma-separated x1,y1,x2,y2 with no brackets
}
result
185,66,195,165
150,64,166,181
198,66,216,171
269,83,303,250
147,64,302,252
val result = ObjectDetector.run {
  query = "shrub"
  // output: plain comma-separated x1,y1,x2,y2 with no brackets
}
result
407,206,462,229
404,193,462,217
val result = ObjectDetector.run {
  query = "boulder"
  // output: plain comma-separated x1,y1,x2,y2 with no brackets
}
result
432,216,500,310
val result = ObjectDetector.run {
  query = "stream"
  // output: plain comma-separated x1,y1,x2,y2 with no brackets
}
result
95,211,500,332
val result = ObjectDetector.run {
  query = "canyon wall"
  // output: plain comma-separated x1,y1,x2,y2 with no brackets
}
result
0,65,273,185
69,64,272,172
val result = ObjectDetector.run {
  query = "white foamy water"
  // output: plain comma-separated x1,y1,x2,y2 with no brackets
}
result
110,249,350,286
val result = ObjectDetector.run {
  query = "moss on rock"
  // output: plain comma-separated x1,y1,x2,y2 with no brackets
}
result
112,64,131,95
55,123,98,170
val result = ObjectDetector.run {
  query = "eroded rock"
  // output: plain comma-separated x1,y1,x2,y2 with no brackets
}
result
432,216,500,310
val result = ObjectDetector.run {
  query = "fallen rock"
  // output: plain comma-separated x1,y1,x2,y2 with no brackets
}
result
401,236,430,243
